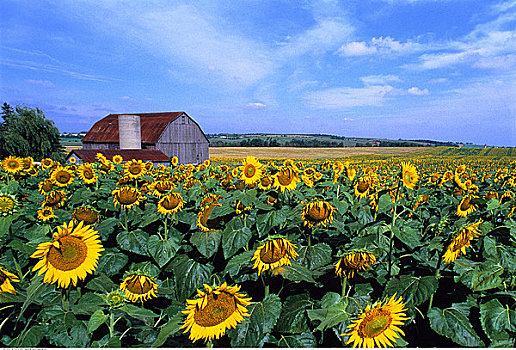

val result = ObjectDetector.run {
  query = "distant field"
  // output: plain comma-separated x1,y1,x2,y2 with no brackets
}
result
208,147,429,159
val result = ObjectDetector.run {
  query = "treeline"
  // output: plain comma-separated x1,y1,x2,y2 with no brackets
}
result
210,138,434,148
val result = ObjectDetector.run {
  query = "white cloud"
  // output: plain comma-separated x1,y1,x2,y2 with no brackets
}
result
336,41,376,56
407,87,430,95
246,102,266,108
429,78,449,83
26,79,55,88
361,74,402,85
304,85,396,109
337,36,419,57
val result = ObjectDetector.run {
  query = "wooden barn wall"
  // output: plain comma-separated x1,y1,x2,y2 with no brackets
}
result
156,115,209,164
82,142,119,150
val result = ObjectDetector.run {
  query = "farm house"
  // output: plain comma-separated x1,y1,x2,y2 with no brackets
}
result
78,112,209,164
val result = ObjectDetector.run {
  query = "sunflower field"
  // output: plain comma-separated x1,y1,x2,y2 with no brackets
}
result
0,152,516,347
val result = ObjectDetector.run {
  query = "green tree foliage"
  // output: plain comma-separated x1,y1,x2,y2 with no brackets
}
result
0,103,64,161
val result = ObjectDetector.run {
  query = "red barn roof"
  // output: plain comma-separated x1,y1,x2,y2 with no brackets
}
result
69,149,170,163
81,112,184,144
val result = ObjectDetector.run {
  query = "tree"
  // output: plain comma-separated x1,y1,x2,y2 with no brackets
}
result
0,103,64,161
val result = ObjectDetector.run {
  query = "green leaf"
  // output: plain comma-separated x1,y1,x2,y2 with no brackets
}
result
297,243,332,270
314,299,350,331
19,275,55,318
378,194,394,214
96,249,129,275
222,218,252,259
428,307,485,347
190,230,222,258
275,293,312,333
74,293,106,315
224,250,254,278
480,298,516,342
384,275,438,306
95,217,119,240
85,275,117,293
152,311,184,347
169,255,213,301
116,229,150,256
393,225,422,250
471,263,504,291
11,325,44,347
147,234,180,267
87,309,108,332
276,332,317,348
273,261,316,283
0,215,15,238
120,304,158,319
228,294,282,347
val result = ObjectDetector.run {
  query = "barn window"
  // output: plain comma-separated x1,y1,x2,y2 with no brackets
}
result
181,116,186,124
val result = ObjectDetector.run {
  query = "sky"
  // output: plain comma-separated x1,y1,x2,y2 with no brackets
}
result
1,0,515,146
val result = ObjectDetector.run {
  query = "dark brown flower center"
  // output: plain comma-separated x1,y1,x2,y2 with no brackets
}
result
117,189,139,205
73,208,99,225
359,309,392,338
277,169,294,186
260,240,287,264
55,170,71,184
460,198,471,211
244,165,256,178
162,195,181,210
47,236,87,271
193,292,236,327
125,275,154,295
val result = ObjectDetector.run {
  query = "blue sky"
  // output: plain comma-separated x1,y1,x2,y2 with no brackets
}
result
1,0,515,146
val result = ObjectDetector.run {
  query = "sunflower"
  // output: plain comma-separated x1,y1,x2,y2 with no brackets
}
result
119,271,158,302
43,190,67,209
78,164,97,184
343,294,410,348
347,167,357,181
73,206,100,225
112,186,145,210
443,220,483,263
197,202,222,232
354,177,372,199
258,174,273,190
251,237,298,276
400,162,418,190
22,156,34,172
180,283,252,343
37,179,54,195
40,158,54,169
240,156,263,185
37,207,56,221
99,160,114,173
456,195,477,217
500,191,514,205
300,200,336,228
234,200,252,215
0,192,18,216
2,156,23,174
273,167,299,193
31,220,104,288
112,154,123,164
50,166,75,187
335,250,377,279
150,180,176,197
69,156,77,164
158,193,185,215
171,156,179,167
0,266,20,295
124,159,147,179
484,191,499,201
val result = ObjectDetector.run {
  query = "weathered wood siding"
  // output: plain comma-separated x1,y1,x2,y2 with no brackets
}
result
82,142,119,150
156,114,209,164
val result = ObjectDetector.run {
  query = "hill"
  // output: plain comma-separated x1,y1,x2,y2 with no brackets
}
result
420,146,516,157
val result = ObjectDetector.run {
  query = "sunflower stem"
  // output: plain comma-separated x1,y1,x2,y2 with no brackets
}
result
341,276,347,297
388,178,402,278
206,340,214,348
109,310,114,338
163,217,168,241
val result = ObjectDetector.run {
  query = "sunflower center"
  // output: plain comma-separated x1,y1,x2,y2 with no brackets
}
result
460,198,471,211
48,236,88,271
357,181,369,193
308,204,328,221
45,192,64,206
277,169,294,186
259,241,287,264
261,177,271,186
0,272,6,285
129,165,142,175
8,160,19,169
199,204,221,229
162,196,180,210
0,197,14,212
126,275,154,295
244,165,256,178
41,181,54,192
83,169,94,179
56,170,71,184
156,182,173,193
117,189,138,205
74,208,99,225
404,172,412,183
359,309,392,338
194,292,236,327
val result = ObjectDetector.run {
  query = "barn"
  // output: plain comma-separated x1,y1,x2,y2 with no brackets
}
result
79,112,209,164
